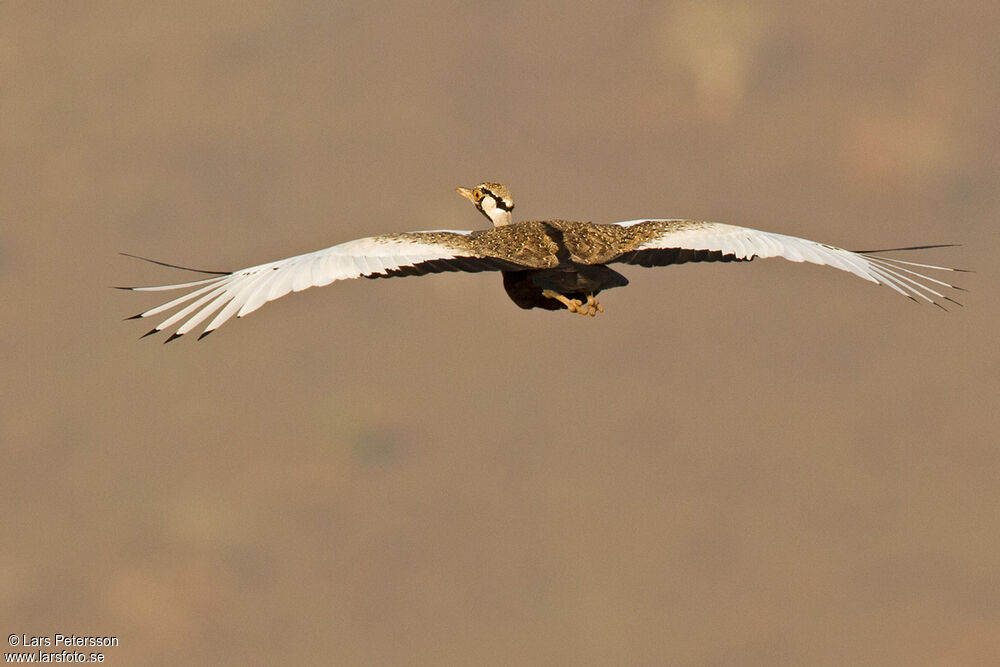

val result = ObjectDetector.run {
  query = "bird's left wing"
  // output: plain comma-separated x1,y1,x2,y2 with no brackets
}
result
607,219,965,307
120,230,517,341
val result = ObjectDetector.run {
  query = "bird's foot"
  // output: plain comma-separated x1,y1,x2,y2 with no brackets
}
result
581,293,604,317
542,290,601,317
541,289,582,313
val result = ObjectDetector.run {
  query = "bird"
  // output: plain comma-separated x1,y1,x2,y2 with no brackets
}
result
119,181,965,342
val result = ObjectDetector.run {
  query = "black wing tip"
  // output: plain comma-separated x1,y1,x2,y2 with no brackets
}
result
854,243,961,254
125,313,145,321
197,329,214,341
164,332,183,344
140,328,160,339
119,252,231,276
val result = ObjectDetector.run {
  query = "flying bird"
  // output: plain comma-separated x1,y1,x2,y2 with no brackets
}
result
120,182,965,341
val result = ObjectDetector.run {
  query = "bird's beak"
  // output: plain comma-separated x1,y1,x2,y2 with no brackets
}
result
455,187,476,203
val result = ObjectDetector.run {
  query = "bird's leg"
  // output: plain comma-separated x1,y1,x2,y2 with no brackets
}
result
541,289,585,314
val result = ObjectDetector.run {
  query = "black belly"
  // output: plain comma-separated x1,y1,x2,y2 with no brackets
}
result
501,265,629,310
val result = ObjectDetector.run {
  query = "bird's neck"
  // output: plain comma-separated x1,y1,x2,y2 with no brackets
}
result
488,210,513,227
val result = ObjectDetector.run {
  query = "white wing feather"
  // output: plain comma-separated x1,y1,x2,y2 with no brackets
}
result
614,219,964,306
124,233,478,340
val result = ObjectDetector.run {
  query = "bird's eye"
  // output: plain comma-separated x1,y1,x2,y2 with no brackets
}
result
473,190,484,202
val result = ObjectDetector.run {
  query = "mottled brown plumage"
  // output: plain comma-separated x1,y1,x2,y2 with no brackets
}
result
382,217,729,313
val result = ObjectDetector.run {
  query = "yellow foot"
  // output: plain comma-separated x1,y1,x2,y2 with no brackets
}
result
581,293,604,317
541,290,603,316
541,289,583,313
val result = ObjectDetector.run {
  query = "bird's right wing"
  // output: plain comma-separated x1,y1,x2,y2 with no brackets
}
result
119,230,519,341
607,219,966,307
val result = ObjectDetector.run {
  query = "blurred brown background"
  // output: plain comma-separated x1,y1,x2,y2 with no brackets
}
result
3,1,999,665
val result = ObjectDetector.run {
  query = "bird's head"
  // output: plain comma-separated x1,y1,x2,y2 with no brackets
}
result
456,182,514,227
